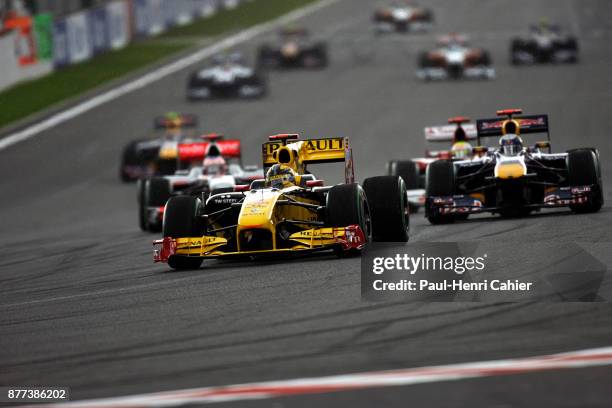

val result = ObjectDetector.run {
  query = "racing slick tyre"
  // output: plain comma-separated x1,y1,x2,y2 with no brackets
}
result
388,160,419,190
425,160,457,224
137,178,147,231
327,183,372,256
144,177,171,232
567,149,603,213
363,176,410,242
256,45,279,69
120,141,143,182
387,160,420,213
510,39,524,65
163,196,204,270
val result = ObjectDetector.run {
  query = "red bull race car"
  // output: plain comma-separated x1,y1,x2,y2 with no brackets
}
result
119,113,199,182
425,109,603,224
154,134,410,270
387,117,477,212
139,134,263,232
257,27,328,69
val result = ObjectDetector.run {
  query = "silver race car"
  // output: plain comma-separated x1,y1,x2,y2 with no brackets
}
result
417,34,495,80
510,20,579,65
187,53,267,100
373,1,434,33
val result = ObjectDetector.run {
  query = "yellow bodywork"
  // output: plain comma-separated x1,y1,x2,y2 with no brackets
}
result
173,185,338,257
495,161,526,179
168,136,357,259
262,137,347,174
158,141,179,159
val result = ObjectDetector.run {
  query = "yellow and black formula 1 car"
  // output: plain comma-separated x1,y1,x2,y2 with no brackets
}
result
154,134,410,270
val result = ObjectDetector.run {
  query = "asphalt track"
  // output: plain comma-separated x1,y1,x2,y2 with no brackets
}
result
1,0,612,406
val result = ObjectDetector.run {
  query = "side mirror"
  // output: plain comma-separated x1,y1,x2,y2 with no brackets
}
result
306,180,324,187
234,184,250,192
472,146,488,157
534,141,551,153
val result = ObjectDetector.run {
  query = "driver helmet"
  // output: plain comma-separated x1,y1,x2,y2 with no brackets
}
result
164,112,182,130
451,141,473,159
202,156,227,176
499,134,524,156
266,164,297,189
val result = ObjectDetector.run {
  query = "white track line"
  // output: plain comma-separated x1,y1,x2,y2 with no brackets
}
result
29,346,612,407
0,0,340,152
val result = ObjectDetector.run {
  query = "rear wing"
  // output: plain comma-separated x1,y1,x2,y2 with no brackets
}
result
262,137,354,184
476,114,550,144
424,124,477,142
178,140,241,162
153,114,198,130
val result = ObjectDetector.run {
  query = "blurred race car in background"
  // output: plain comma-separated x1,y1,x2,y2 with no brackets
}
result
425,109,603,224
139,134,264,232
187,53,267,100
510,20,579,65
373,1,433,33
119,112,199,182
417,34,495,80
387,117,477,213
154,134,409,270
257,27,328,69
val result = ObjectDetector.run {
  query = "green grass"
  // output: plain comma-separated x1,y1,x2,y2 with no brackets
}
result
0,0,318,129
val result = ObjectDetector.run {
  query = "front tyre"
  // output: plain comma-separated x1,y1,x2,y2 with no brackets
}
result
363,176,409,242
425,160,456,224
327,183,372,255
567,149,603,213
163,196,204,270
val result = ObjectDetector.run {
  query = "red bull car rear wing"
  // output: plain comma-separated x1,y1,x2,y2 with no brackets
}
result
476,114,550,143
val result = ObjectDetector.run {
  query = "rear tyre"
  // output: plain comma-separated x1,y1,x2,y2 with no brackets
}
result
257,45,278,69
387,160,420,213
425,160,456,224
137,179,147,231
388,160,419,189
567,149,603,213
163,196,203,270
327,183,371,256
120,141,143,182
363,176,409,242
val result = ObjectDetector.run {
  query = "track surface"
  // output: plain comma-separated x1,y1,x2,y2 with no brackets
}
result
2,0,612,406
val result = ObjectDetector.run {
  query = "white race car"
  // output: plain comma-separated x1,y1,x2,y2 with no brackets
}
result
417,34,495,80
373,2,434,33
387,117,478,212
187,53,267,100
138,134,264,232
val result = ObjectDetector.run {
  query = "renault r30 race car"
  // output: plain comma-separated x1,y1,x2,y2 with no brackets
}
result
425,109,603,224
139,134,263,232
417,34,495,80
510,21,579,65
154,134,410,270
187,53,267,100
387,117,477,212
373,2,434,33
119,113,199,182
257,27,328,69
